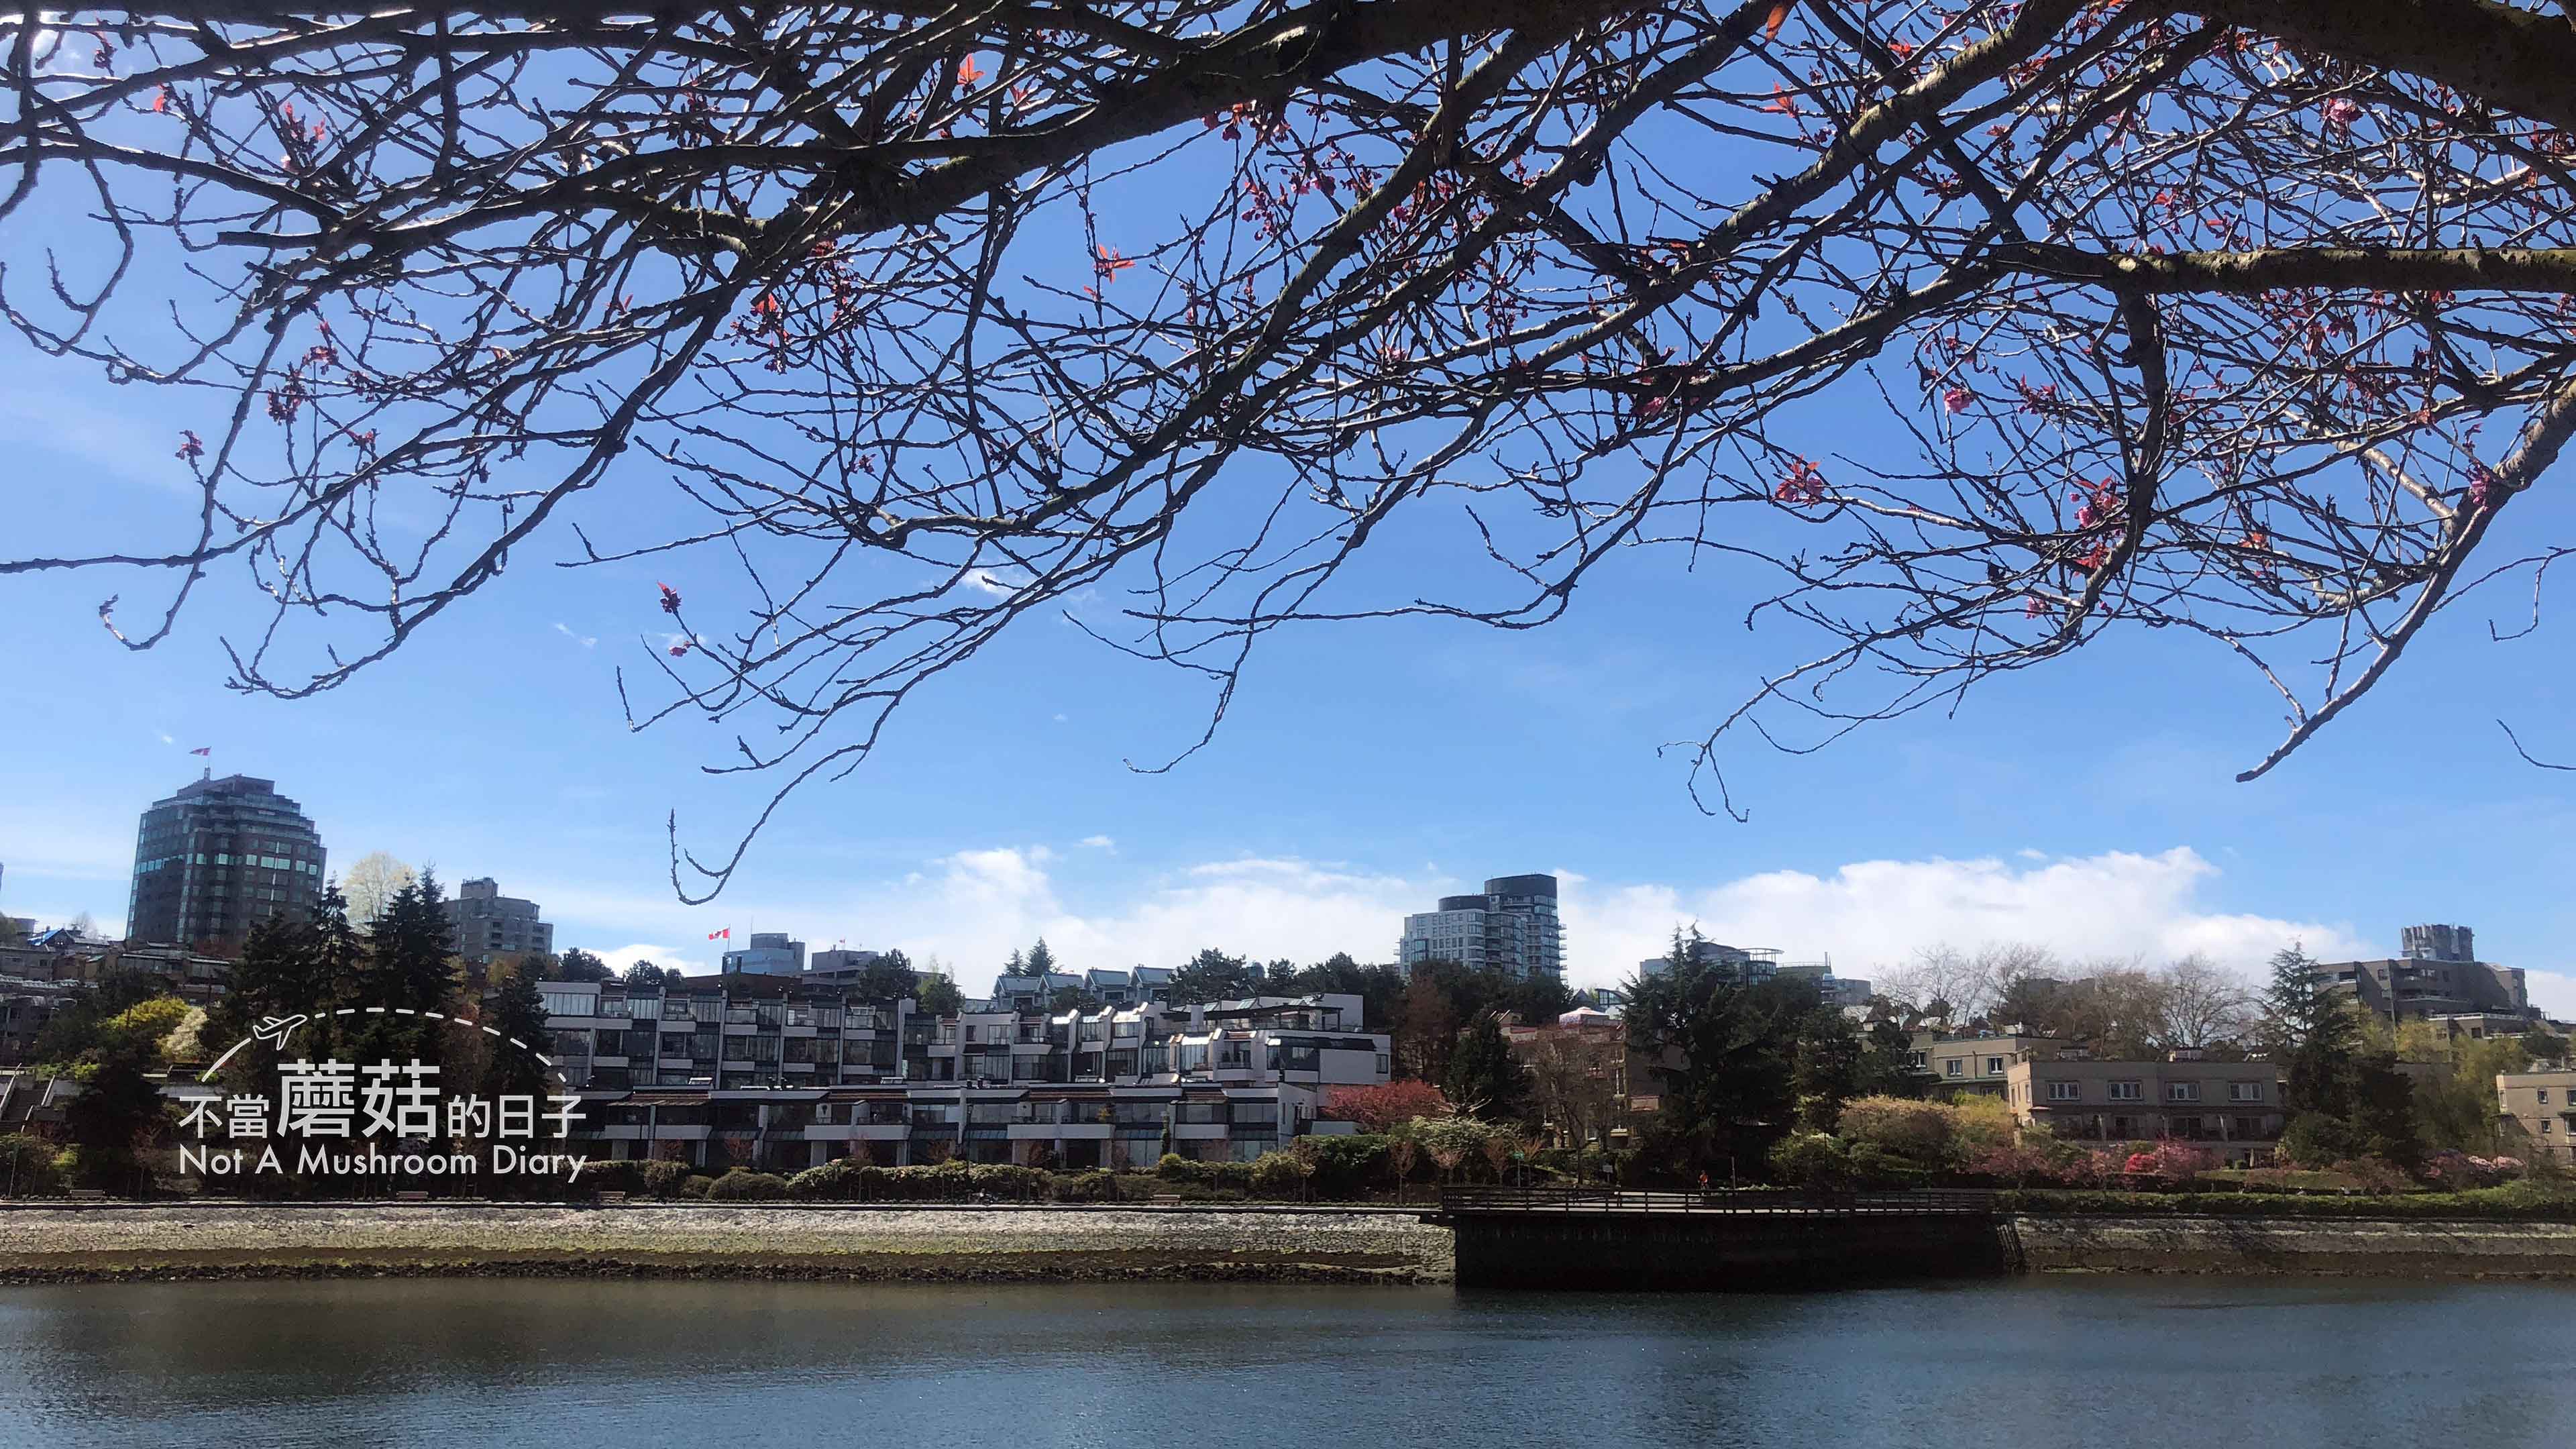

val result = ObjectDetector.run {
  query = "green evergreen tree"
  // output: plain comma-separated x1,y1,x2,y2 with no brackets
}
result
1025,938,1058,976
553,948,612,982
352,873,458,1071
1443,1012,1529,1123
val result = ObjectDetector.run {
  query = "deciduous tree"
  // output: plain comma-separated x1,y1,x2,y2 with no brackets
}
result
16,5,2576,890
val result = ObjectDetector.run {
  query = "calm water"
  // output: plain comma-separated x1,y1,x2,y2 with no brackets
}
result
0,1277,2567,1448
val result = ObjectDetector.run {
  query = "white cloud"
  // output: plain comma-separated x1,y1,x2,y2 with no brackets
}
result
158,732,174,745
600,942,704,975
1558,848,2368,992
552,622,598,649
516,845,2576,1017
1078,835,1116,852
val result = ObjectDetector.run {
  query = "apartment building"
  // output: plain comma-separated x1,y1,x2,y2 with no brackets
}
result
442,877,554,967
1913,1030,2065,1096
1638,937,1779,985
533,980,1389,1172
126,773,327,955
1400,873,1564,981
2312,924,2537,1024
2496,1070,2576,1163
2006,1052,2286,1163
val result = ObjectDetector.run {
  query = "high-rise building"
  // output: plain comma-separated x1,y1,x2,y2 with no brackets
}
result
721,932,806,975
127,773,327,954
1398,873,1564,980
442,877,555,965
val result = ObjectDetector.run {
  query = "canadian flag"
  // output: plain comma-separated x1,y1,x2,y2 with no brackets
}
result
189,747,211,757
708,927,731,941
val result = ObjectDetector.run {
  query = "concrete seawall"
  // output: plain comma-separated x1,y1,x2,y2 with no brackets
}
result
0,1204,1455,1285
2009,1214,2576,1278
10,1206,2576,1286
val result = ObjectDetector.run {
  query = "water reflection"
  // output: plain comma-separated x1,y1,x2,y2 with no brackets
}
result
0,1277,2565,1448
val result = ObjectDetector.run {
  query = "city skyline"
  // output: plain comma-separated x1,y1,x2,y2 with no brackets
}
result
7,756,2571,1014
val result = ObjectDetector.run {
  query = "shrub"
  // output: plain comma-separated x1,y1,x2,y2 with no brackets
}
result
0,1132,63,1196
1155,1152,1200,1183
1293,1134,1391,1199
574,1159,648,1196
2123,1141,2216,1183
1050,1169,1118,1203
1836,1097,1962,1165
678,1173,716,1198
2421,1150,2526,1190
968,1163,1045,1200
1769,1132,1856,1191
2328,1157,2416,1195
1250,1151,1314,1197
642,1159,692,1199
788,1157,869,1201
705,1169,790,1201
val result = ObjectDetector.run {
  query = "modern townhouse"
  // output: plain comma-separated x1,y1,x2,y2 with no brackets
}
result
534,979,1390,1173
2005,1051,2287,1164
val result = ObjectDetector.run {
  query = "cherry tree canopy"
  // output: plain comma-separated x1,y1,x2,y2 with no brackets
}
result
7,1,2576,894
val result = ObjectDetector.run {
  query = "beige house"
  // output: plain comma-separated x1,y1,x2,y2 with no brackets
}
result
2005,1052,2286,1164
1913,1030,2064,1097
2496,1070,2576,1163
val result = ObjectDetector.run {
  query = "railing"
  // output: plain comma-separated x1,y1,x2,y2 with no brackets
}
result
1436,1187,1996,1217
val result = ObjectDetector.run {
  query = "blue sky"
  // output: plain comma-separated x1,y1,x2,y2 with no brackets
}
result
5,60,2576,1012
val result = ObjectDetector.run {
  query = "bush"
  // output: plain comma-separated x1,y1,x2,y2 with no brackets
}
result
1293,1134,1391,1199
2421,1150,2526,1190
1050,1169,1118,1203
788,1157,869,1201
2123,1141,2217,1184
1155,1152,1198,1183
705,1169,790,1201
0,1132,64,1196
574,1159,648,1196
968,1163,1045,1200
1250,1151,1314,1197
678,1173,716,1199
1836,1097,1963,1166
642,1159,692,1199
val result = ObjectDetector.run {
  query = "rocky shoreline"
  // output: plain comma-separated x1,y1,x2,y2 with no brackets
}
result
2008,1213,2576,1278
0,1203,1457,1285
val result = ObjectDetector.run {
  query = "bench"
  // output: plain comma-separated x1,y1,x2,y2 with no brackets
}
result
392,1190,431,1203
598,1191,629,1205
66,1188,107,1201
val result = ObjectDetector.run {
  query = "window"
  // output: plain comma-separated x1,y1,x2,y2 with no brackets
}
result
2045,1081,2082,1102
2109,1116,2136,1138
2166,1082,2201,1102
1944,1059,1964,1078
2108,1080,2143,1102
2540,1089,2553,1105
1984,1057,2004,1076
2228,1081,2265,1103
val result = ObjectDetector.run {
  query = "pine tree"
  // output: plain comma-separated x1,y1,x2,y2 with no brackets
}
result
352,872,458,1070
1003,948,1027,977
1443,1012,1528,1124
1026,938,1058,976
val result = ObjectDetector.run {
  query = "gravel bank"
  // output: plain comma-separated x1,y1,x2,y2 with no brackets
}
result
0,1204,1456,1285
